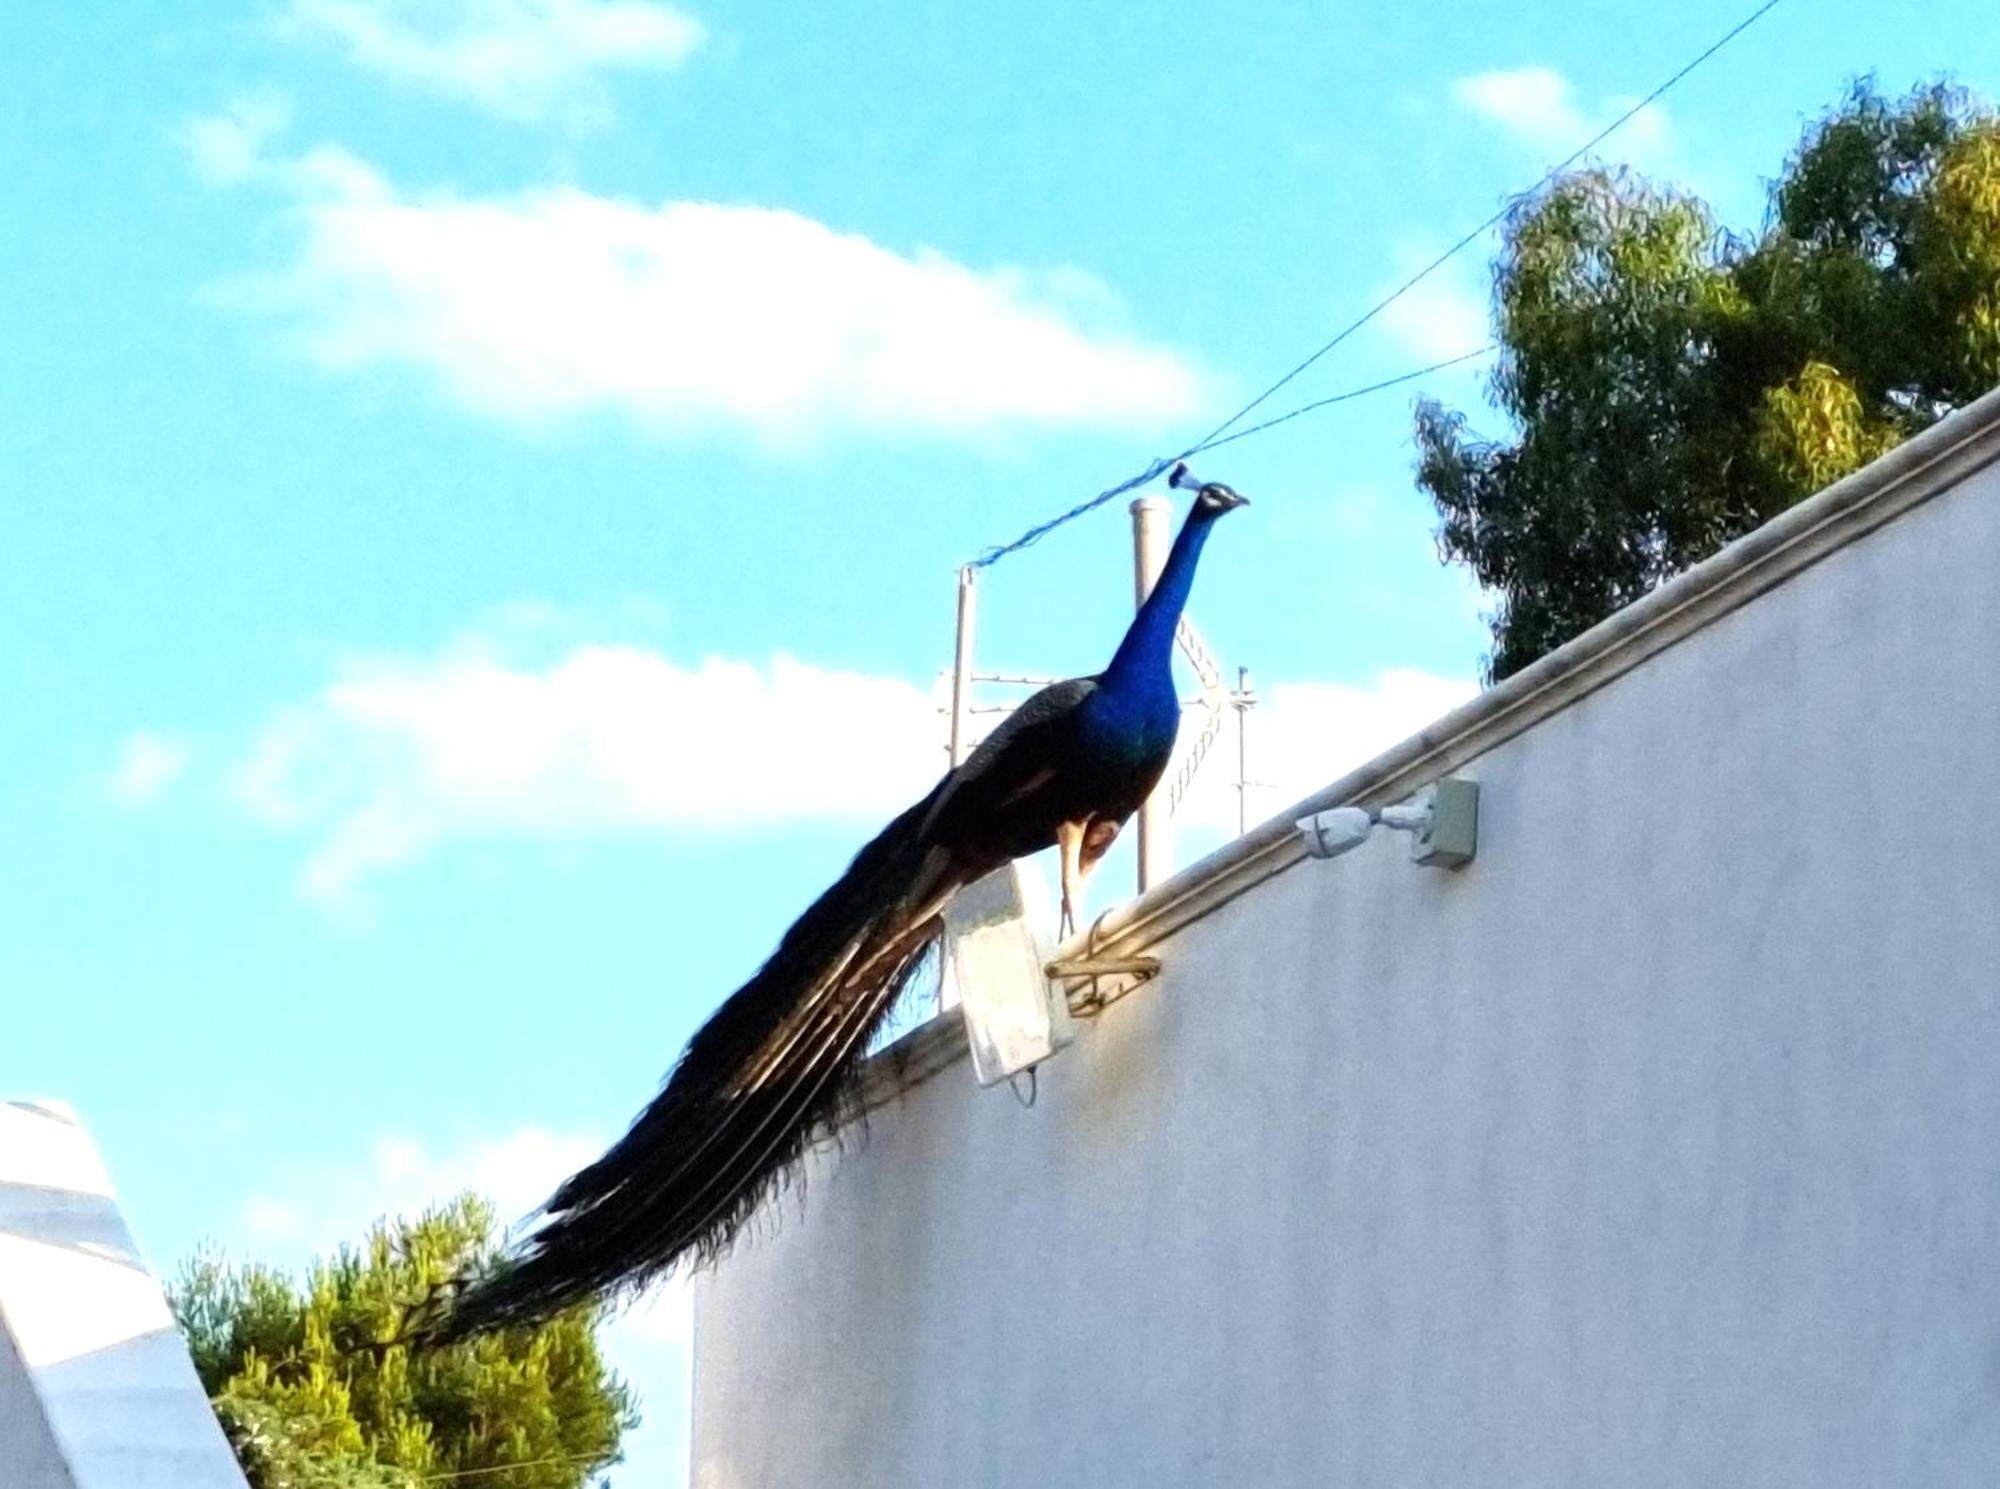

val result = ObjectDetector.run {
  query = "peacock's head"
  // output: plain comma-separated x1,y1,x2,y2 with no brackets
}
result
1168,461,1250,516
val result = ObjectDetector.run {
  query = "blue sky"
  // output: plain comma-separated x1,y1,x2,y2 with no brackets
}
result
5,1,1994,1482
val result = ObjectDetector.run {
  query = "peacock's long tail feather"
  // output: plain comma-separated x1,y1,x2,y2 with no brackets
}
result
419,784,978,1341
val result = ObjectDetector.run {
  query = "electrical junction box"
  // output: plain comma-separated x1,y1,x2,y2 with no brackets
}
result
942,862,1074,1086
1409,777,1479,868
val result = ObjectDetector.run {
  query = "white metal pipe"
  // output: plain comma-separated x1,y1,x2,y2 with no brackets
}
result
948,565,977,768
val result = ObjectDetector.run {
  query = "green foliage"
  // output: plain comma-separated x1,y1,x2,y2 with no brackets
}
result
212,1395,402,1489
171,1195,635,1489
1418,80,2000,680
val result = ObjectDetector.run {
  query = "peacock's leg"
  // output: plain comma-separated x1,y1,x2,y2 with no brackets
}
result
1056,820,1085,938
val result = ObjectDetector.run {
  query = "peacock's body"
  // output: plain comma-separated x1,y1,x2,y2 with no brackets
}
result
425,468,1246,1339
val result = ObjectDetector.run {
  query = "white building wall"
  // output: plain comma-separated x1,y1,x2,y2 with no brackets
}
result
694,415,2000,1487
0,1101,247,1489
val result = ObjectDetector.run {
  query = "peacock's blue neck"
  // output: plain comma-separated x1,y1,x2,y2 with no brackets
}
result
1101,506,1219,693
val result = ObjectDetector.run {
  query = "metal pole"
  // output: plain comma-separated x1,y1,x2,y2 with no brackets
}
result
948,565,977,767
1235,665,1252,837
1131,496,1173,892
941,567,979,1015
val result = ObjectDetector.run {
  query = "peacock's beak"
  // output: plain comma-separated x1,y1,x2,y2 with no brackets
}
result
1205,484,1250,510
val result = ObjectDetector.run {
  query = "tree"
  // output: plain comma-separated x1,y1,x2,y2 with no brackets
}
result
171,1195,636,1489
1418,80,2000,680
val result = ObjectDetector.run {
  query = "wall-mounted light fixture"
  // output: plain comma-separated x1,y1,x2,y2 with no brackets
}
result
1296,778,1479,869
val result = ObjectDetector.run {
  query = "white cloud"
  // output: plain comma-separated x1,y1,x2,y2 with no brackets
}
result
192,123,1204,443
108,731,192,806
228,612,1478,909
1452,66,1676,177
284,0,702,125
240,1126,604,1255
613,1277,693,1344
235,629,947,907
1174,667,1479,832
1376,253,1489,364
182,92,293,187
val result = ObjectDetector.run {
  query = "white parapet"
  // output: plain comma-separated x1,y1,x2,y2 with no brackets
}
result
0,1100,246,1489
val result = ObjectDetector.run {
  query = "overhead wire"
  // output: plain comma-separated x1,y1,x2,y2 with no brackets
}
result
968,0,1788,571
408,1452,610,1483
1192,0,1788,450
1193,346,1493,455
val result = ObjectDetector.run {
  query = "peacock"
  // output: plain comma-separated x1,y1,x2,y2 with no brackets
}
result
421,464,1247,1339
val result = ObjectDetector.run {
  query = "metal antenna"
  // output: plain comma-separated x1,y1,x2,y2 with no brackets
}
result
1233,666,1257,837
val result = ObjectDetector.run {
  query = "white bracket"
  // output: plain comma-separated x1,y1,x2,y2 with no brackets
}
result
941,863,1075,1086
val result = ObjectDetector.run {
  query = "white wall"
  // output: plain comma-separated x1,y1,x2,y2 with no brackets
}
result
694,442,2000,1487
0,1101,247,1489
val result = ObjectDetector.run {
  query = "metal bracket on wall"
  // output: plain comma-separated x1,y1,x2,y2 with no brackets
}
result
1046,957,1161,1018
1046,912,1163,1018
